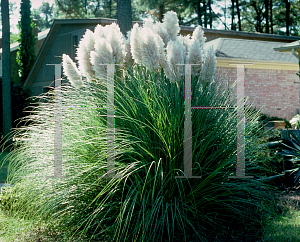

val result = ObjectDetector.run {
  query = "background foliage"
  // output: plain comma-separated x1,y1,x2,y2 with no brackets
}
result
16,0,37,85
19,0,299,36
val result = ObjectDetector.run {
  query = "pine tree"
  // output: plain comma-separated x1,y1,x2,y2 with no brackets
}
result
117,0,132,37
1,0,12,144
32,2,54,32
16,0,37,85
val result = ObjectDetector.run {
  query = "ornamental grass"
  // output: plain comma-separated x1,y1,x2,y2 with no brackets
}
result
0,11,283,242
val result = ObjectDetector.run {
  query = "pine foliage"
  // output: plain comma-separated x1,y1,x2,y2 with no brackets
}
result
16,0,37,85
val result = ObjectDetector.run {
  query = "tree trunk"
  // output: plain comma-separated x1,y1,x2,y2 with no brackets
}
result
259,17,263,32
117,0,132,37
236,0,242,31
285,0,290,36
196,1,202,26
224,0,227,29
203,1,208,28
264,0,269,33
158,4,164,22
252,1,263,33
109,0,112,18
231,0,235,30
270,0,273,34
1,0,12,146
208,0,212,28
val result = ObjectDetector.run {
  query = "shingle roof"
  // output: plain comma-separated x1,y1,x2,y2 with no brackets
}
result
204,38,298,63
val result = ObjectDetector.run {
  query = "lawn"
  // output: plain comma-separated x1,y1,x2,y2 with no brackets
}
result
0,189,298,242
0,152,298,241
0,209,91,242
0,148,298,241
262,188,300,242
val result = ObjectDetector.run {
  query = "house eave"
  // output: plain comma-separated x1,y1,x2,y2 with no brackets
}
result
216,57,298,70
274,45,300,53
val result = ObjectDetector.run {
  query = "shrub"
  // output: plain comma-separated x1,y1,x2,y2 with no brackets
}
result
1,11,282,242
255,108,292,130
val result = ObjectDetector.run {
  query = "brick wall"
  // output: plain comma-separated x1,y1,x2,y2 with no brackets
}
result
215,67,299,120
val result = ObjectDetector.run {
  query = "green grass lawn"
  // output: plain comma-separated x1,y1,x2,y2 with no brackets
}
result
0,209,90,242
0,149,299,241
0,150,299,242
263,208,300,241
0,201,298,242
261,190,300,242
0,146,299,241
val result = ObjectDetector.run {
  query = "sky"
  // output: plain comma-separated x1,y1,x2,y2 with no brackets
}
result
5,0,231,36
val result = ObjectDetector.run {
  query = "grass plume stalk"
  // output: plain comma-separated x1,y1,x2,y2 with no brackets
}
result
0,64,281,242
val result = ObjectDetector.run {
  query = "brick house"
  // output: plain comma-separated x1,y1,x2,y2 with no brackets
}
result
204,38,300,120
22,18,300,120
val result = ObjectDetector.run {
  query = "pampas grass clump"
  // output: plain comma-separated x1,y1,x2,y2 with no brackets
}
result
0,10,282,242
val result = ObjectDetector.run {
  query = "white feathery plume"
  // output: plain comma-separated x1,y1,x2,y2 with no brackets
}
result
144,18,154,29
166,39,185,82
178,35,191,63
62,54,83,88
90,51,107,81
83,29,95,51
94,24,106,38
163,10,180,41
154,33,168,70
183,34,192,46
123,30,132,66
153,22,171,48
123,30,131,51
75,29,96,80
187,27,206,76
187,40,203,76
178,35,191,50
70,11,213,86
201,47,217,83
90,38,113,81
105,23,126,64
140,27,160,70
191,25,206,47
94,37,113,63
130,23,143,65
